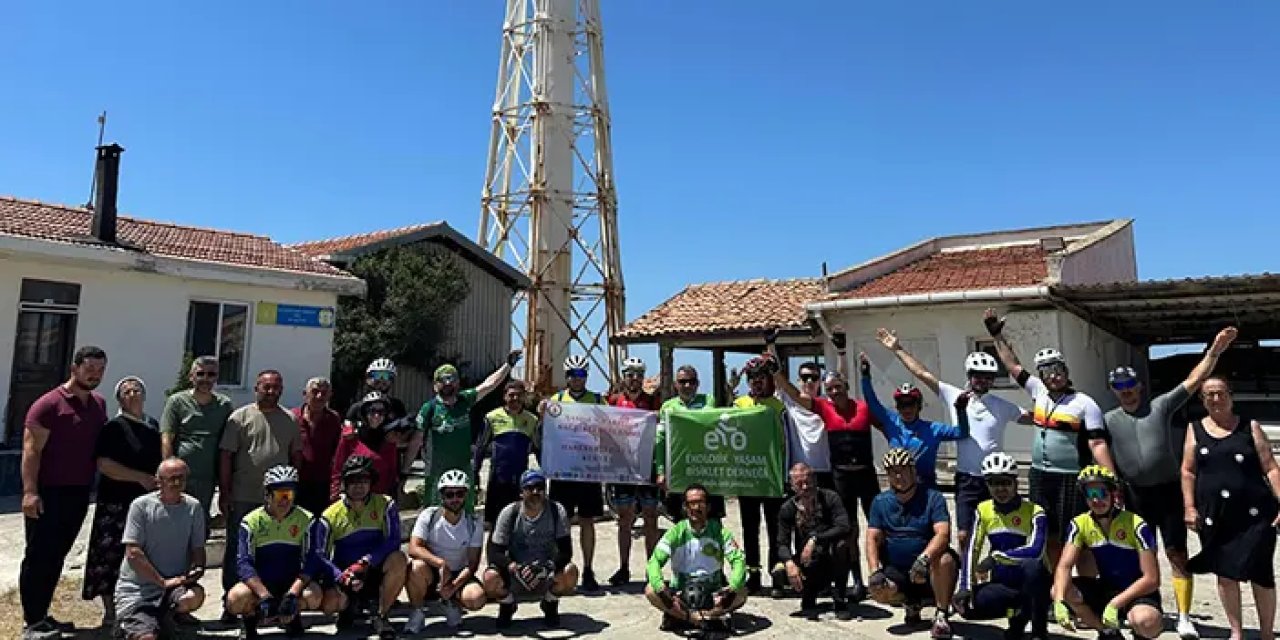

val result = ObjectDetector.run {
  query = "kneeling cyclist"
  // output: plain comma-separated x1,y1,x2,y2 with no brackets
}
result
405,470,487,632
953,452,1050,640
645,483,748,634
1053,465,1163,640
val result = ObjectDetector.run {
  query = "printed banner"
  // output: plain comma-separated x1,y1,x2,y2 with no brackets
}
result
667,405,785,498
540,402,658,484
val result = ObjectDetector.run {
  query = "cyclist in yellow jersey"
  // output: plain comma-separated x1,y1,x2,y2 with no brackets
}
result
1053,466,1162,640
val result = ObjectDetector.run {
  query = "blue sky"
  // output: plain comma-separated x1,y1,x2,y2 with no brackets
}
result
4,2,1279,379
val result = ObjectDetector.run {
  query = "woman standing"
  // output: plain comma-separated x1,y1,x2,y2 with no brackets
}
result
330,391,405,502
82,376,162,627
1182,376,1280,640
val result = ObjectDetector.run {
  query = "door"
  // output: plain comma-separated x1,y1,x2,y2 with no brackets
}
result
5,279,80,447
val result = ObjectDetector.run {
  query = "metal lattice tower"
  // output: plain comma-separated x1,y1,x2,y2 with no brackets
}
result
478,0,625,392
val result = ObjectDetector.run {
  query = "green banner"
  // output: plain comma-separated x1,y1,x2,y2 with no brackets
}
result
667,405,785,498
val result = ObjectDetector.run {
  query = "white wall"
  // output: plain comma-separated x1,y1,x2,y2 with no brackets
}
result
0,254,341,432
1058,223,1138,285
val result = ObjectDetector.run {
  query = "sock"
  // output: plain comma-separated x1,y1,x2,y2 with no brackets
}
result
1173,576,1193,615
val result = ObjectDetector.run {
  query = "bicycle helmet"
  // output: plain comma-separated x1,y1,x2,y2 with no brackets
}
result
366,358,397,377
263,465,299,489
893,382,923,403
1077,464,1119,489
1033,348,1065,368
521,468,547,488
341,455,376,482
964,352,1000,375
563,354,590,372
621,356,646,374
437,469,471,493
882,447,916,469
1108,366,1139,387
980,452,1018,477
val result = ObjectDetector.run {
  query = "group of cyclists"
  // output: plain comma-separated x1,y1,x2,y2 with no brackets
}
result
220,305,1271,640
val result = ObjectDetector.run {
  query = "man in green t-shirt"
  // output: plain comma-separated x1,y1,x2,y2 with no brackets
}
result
416,350,523,510
160,355,234,518
657,365,723,520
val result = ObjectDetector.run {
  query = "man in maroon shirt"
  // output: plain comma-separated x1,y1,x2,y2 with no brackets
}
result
292,376,343,515
20,345,109,638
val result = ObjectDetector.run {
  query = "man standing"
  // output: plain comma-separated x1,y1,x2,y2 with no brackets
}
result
292,377,343,515
417,350,522,510
734,353,789,597
605,356,662,587
778,463,853,620
114,459,208,640
160,355,233,520
656,365,723,521
20,345,108,639
473,380,540,542
218,370,302,619
1104,326,1237,640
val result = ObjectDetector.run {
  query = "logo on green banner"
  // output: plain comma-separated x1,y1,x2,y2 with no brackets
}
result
667,405,784,498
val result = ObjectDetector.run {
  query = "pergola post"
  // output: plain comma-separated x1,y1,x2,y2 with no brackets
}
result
658,341,675,399
712,348,727,407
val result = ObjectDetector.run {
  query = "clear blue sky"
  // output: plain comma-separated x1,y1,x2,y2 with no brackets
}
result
4,2,1279,376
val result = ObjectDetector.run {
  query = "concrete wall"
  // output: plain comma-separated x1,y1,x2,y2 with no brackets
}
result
1058,222,1138,285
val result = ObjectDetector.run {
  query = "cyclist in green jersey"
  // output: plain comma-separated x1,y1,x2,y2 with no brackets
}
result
656,365,725,520
645,483,747,634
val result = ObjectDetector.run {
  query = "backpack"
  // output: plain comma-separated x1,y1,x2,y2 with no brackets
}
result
422,506,479,542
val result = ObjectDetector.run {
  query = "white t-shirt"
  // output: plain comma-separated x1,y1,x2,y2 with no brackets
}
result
780,392,831,472
939,382,1024,475
411,507,484,572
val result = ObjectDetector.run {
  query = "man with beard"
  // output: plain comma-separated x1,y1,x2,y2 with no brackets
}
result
734,353,789,597
417,350,523,512
473,381,540,544
777,463,853,620
656,365,725,521
20,345,109,639
218,370,302,620
160,355,234,522
605,356,662,586
405,470,488,632
867,448,960,640
310,456,406,639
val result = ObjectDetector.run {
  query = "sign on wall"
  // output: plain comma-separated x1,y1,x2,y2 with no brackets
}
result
256,302,336,329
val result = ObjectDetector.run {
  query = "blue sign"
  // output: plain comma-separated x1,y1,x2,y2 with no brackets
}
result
257,303,335,328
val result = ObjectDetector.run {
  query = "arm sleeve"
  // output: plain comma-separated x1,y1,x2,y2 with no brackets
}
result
722,527,748,591
1003,509,1048,561
307,517,341,581
236,515,259,582
121,499,146,546
487,505,515,568
931,403,971,441
861,376,900,439
219,413,241,452
1153,386,1192,419
159,397,180,435
646,526,675,591
959,507,986,591
816,491,852,544
929,492,951,525
867,497,887,530
368,500,401,567
1082,395,1107,437
775,501,796,562
95,420,122,459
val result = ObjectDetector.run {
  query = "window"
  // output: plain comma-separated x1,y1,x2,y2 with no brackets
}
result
185,301,250,386
971,338,1014,386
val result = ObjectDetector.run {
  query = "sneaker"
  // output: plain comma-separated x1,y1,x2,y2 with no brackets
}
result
336,604,356,630
904,604,924,626
372,615,396,639
443,601,464,628
1099,630,1124,640
1177,616,1200,640
582,568,600,591
404,609,426,634
746,570,762,595
931,613,953,639
284,615,304,638
847,582,869,603
497,602,517,628
540,599,560,625
608,567,630,586
43,617,75,633
21,620,60,640
238,616,260,640
833,597,853,621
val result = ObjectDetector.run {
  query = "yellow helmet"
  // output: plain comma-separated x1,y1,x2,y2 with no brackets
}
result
1077,464,1118,489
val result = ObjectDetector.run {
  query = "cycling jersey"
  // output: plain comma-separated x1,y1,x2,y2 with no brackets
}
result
1018,373,1106,473
1104,385,1190,487
811,397,874,469
656,395,714,476
1065,509,1156,590
646,519,747,592
550,389,603,405
473,407,539,484
960,497,1049,591
311,494,401,582
608,390,659,410
938,382,1024,476
418,389,480,479
862,376,968,480
330,424,399,502
236,506,315,587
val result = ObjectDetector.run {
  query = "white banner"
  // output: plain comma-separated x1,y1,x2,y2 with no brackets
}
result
540,402,658,484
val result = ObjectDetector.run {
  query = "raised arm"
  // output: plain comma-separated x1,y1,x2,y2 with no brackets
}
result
1181,327,1237,394
877,328,940,394
475,350,523,399
982,308,1026,382
931,393,972,442
858,354,893,427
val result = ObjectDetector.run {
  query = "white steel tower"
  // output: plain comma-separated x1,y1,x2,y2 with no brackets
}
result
478,0,625,392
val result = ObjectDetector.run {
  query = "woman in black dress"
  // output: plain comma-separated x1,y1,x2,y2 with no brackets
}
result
1181,376,1280,640
81,376,162,627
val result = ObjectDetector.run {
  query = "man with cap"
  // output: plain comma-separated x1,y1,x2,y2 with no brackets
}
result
416,350,523,512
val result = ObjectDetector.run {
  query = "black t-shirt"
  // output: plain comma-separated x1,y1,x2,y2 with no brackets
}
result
95,415,163,505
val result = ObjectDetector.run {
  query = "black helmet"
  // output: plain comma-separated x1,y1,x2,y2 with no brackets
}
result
341,455,377,484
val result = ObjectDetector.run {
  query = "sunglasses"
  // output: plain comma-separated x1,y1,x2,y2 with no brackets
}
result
895,401,920,409
1110,378,1138,391
367,408,386,415
986,478,1016,489
436,375,459,385
368,371,394,382
567,369,588,379
676,378,698,386
193,371,217,379
442,489,467,499
1083,486,1110,501
522,484,546,493
1038,364,1068,376
799,374,820,383
270,488,295,500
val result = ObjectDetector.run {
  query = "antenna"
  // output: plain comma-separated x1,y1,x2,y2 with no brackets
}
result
85,111,107,209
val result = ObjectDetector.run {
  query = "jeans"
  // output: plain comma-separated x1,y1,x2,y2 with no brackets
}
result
21,485,92,624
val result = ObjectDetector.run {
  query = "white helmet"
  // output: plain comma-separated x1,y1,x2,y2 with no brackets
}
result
1033,348,1065,368
980,452,1018,477
964,352,999,375
564,354,590,372
263,465,300,489
621,356,646,374
437,469,471,492
366,358,397,377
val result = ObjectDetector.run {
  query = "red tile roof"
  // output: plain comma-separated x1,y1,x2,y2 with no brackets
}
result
838,245,1047,299
618,278,825,340
0,196,353,278
287,223,439,258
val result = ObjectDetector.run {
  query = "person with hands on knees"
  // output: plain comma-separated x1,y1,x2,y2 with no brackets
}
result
777,463,853,620
953,452,1050,640
1052,465,1163,640
866,448,960,639
310,455,405,639
224,465,321,639
482,469,579,628
645,483,748,634
859,353,970,490
404,469,487,632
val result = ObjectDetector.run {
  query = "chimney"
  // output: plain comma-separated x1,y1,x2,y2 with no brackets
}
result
91,143,124,244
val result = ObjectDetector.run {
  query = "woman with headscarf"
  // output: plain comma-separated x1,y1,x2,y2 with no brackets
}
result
81,376,163,627
330,391,406,502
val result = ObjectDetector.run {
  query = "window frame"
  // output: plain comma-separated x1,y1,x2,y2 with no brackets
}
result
970,338,1017,389
185,298,253,390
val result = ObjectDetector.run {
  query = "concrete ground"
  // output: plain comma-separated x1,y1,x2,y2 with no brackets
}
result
1,491,1274,639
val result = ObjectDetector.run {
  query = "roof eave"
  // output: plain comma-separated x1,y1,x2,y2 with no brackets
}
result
806,285,1051,313
318,223,531,290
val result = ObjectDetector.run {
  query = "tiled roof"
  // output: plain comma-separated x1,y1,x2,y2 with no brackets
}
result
837,245,1047,299
0,196,354,278
287,223,440,258
618,278,825,340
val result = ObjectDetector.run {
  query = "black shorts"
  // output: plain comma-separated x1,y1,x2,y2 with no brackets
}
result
118,585,193,639
1125,481,1187,552
609,483,661,509
955,472,991,535
549,480,604,519
485,480,523,526
881,548,960,605
1073,576,1161,617
831,467,880,520
1030,468,1086,541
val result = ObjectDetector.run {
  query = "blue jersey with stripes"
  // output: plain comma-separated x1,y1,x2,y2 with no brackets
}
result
236,506,315,587
310,493,401,581
1065,509,1156,590
862,376,968,480
960,497,1049,590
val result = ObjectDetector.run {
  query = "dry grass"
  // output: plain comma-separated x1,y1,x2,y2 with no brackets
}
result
0,576,110,638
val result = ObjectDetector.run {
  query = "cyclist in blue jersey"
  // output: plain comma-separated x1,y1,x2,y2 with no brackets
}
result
859,353,970,489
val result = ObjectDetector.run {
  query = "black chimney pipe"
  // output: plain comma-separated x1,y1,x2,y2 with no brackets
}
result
92,143,124,244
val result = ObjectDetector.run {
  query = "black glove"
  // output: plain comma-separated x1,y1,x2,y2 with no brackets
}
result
859,357,871,378
507,349,523,367
831,330,847,350
975,556,995,574
184,566,205,586
984,314,1005,337
953,589,972,614
868,569,889,589
764,327,780,345
277,593,299,620
954,391,972,411
909,554,930,582
256,595,277,621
